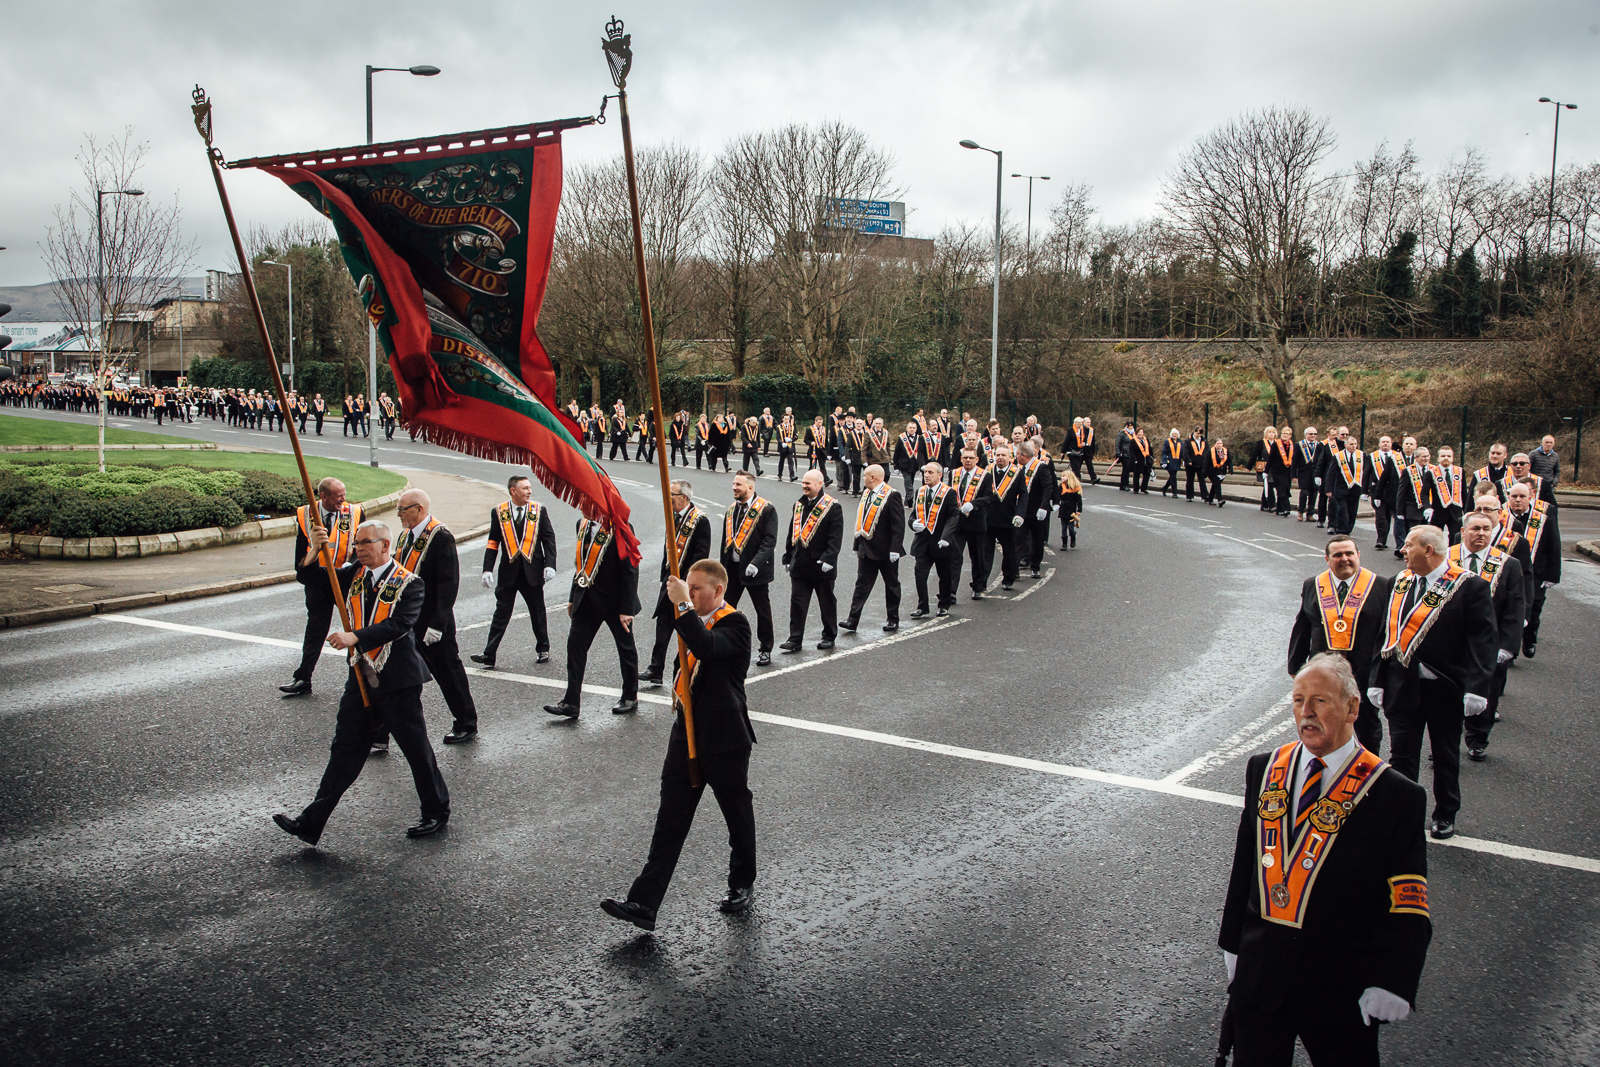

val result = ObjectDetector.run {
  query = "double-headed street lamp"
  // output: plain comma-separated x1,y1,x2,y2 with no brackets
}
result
1538,97,1578,253
961,139,1002,421
262,259,293,390
97,187,143,469
362,63,440,467
1011,173,1050,255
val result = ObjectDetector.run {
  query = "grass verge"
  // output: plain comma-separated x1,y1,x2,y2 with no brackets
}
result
0,414,200,447
5,450,407,503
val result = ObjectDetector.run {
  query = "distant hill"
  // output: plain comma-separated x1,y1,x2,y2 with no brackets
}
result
0,277,207,322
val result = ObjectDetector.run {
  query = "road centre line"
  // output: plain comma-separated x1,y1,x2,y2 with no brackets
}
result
92,613,1600,875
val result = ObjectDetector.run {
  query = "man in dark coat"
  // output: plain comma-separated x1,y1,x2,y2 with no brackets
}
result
1503,480,1560,658
841,464,905,634
545,518,642,717
394,489,478,745
950,448,991,599
642,480,713,687
1288,536,1393,752
472,475,557,669
602,559,757,930
279,478,362,699
983,443,1029,591
720,471,779,666
779,469,844,651
1456,511,1526,762
909,461,961,618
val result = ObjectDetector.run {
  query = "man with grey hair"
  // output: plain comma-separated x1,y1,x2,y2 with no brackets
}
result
394,487,478,746
281,477,362,698
1368,525,1497,840
273,517,450,845
841,464,905,634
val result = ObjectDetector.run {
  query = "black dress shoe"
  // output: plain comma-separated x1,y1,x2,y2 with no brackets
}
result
536,652,550,664
406,817,447,838
442,728,478,745
882,621,898,633
756,651,771,666
279,678,312,697
638,674,663,688
1429,819,1456,840
778,641,801,653
1467,746,1487,762
1522,643,1536,659
936,608,950,618
839,621,858,632
272,812,319,845
909,609,929,619
368,742,389,757
816,639,835,650
1393,550,1405,560
470,654,495,667
1029,571,1041,579
601,897,657,931
611,699,639,715
543,702,580,717
1001,583,1014,591
970,592,984,601
719,886,754,913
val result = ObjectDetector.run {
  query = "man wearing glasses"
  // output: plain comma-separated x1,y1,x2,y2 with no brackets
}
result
394,489,479,746
272,519,451,846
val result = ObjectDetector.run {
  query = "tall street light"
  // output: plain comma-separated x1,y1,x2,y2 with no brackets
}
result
1538,97,1578,254
364,62,440,466
97,187,143,471
1010,173,1050,256
961,139,1002,421
263,259,293,391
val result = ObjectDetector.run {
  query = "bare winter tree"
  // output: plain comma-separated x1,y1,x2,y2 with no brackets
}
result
718,121,898,391
41,129,198,468
706,151,774,378
1162,106,1339,426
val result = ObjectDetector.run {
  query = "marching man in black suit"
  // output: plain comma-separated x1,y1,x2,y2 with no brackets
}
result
1368,524,1497,839
780,469,844,652
280,477,362,700
984,443,1030,590
273,520,451,846
545,518,641,717
893,420,925,500
473,475,557,668
1454,511,1526,762
1018,440,1058,578
720,471,778,666
602,559,757,930
394,488,479,745
950,447,990,599
1288,535,1393,753
842,464,905,634
642,480,713,689
1220,653,1431,1065
1502,480,1560,658
909,461,960,619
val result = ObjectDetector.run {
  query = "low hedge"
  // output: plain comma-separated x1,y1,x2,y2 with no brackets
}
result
0,463,307,539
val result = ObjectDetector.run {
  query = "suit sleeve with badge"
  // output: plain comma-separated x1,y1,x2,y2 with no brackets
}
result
671,609,755,755
415,526,460,635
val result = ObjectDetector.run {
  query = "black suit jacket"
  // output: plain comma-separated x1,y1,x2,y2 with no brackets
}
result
483,505,557,589
568,522,641,617
1370,570,1497,707
783,494,844,576
984,465,1028,530
949,466,991,536
1483,555,1527,655
720,499,779,585
1511,506,1562,585
1290,441,1321,487
1394,468,1438,522
405,524,461,637
653,511,712,618
337,563,430,695
1497,528,1536,608
908,484,961,559
853,489,906,560
1220,753,1432,1010
670,607,755,756
1287,571,1395,687
1022,461,1059,516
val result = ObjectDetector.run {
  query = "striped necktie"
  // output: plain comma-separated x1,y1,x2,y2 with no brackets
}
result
1295,757,1325,830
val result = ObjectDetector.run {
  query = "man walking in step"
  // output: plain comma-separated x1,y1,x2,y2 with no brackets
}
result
1019,440,1057,579
392,489,479,746
1326,431,1365,535
1288,535,1392,753
1184,426,1208,502
1502,480,1559,659
641,481,712,690
909,461,960,619
279,477,362,700
1366,435,1400,549
1454,511,1525,763
544,518,642,718
951,447,991,600
983,443,1029,591
720,471,778,667
472,475,557,669
779,469,843,652
1291,426,1320,521
841,464,905,635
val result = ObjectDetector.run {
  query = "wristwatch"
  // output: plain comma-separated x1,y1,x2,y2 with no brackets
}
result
677,600,693,614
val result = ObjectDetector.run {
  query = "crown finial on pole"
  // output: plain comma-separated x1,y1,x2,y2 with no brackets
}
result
602,16,632,90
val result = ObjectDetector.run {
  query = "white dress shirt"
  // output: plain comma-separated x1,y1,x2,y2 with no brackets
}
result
1293,735,1360,807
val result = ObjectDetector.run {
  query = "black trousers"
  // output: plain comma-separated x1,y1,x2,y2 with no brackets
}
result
1386,681,1463,821
1135,463,1151,492
1271,474,1292,515
294,586,336,682
725,577,774,653
913,552,956,611
1328,490,1353,534
847,555,901,625
695,440,705,468
314,414,324,435
594,435,605,459
987,526,1019,584
626,737,755,913
963,529,990,591
1185,466,1204,500
481,570,550,658
787,566,837,643
647,593,678,677
1355,697,1384,754
845,462,863,495
741,448,764,476
297,682,449,842
1160,466,1179,495
1524,585,1548,649
609,436,628,460
562,601,638,706
1023,518,1048,572
1207,473,1226,503
1082,456,1098,483
670,440,688,465
1227,991,1380,1067
1465,662,1509,748
635,437,654,461
776,448,797,480
420,630,478,731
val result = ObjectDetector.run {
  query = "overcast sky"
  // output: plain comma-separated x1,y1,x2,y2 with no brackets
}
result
2,0,1596,292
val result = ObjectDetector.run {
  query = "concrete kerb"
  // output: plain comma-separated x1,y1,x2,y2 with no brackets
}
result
0,520,493,631
0,443,220,452
1578,541,1600,565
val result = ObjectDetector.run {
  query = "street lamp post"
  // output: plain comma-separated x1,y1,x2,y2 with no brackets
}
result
1538,97,1578,255
364,63,440,467
263,259,293,390
1010,173,1050,256
961,140,1002,422
96,187,144,472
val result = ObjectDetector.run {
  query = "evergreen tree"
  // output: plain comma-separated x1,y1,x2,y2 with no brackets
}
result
1375,230,1417,336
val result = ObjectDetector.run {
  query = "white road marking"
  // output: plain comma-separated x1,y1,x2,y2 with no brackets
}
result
1012,566,1057,601
1212,533,1296,560
748,618,970,684
92,611,1600,875
1162,694,1295,784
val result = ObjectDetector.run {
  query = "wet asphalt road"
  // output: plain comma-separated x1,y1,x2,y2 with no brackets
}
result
2,408,1599,1065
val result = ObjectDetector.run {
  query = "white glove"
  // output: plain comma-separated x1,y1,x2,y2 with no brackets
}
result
960,502,973,515
745,563,758,578
911,520,926,532
1314,477,1322,487
1011,515,1023,528
1366,687,1385,707
1463,693,1488,715
1223,950,1238,983
937,539,949,549
1424,508,1433,522
423,628,443,646
821,563,833,573
1358,987,1411,1026
1036,509,1047,521
480,571,495,589
1497,649,1513,664
543,566,556,583
889,552,900,563
1541,580,1555,589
